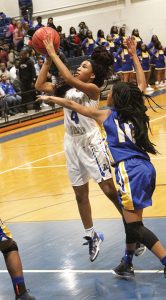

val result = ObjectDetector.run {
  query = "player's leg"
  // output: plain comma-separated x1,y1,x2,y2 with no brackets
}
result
73,184,104,262
0,220,36,299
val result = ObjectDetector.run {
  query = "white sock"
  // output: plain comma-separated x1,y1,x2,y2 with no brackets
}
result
85,226,95,238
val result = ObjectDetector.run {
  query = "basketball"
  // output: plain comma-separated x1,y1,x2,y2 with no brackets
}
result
32,27,60,55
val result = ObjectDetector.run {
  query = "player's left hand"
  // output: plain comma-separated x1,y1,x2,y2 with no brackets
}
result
43,35,56,57
36,95,51,102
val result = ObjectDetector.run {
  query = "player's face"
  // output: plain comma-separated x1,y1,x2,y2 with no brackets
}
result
107,88,113,106
75,60,94,82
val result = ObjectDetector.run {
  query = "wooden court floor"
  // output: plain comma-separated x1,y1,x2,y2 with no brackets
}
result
0,92,166,223
0,91,166,300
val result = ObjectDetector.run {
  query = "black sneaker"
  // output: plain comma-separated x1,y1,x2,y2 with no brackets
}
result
16,291,36,300
113,259,135,279
135,242,146,256
83,232,104,262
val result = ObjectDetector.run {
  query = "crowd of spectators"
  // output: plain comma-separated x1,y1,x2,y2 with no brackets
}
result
0,11,166,119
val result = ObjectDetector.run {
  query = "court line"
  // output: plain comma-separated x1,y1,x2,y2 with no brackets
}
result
1,113,166,176
150,114,166,123
151,156,166,160
0,150,64,175
18,165,66,169
0,269,163,274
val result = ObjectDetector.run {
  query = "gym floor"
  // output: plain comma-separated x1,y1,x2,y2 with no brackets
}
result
0,90,166,299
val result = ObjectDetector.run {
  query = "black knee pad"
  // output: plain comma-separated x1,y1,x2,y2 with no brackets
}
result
125,221,159,250
1,240,18,255
123,218,137,244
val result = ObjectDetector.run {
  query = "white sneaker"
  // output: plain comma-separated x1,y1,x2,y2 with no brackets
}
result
158,81,165,88
146,85,154,92
155,81,159,87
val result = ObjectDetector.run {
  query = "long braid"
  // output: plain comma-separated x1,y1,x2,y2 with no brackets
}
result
112,82,157,154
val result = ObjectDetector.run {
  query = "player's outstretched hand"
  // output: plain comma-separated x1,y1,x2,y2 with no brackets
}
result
43,34,57,57
36,95,52,103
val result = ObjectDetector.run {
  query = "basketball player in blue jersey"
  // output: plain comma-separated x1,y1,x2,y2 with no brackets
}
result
37,37,166,279
0,219,36,299
35,36,144,262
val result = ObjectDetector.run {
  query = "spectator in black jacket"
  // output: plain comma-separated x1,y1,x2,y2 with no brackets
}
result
18,47,36,112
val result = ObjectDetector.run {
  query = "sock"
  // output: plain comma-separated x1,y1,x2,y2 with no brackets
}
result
123,250,134,264
12,276,26,297
160,256,166,266
85,226,95,238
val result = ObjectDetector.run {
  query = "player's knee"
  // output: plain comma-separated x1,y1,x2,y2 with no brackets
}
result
125,221,159,250
1,239,18,254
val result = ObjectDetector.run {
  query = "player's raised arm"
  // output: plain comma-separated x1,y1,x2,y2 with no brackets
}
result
126,37,146,92
37,94,109,126
35,56,56,94
42,36,99,100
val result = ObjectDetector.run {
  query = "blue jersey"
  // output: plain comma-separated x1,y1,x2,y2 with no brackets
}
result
103,108,150,165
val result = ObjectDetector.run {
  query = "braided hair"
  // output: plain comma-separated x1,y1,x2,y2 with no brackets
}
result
112,81,157,154
89,46,114,87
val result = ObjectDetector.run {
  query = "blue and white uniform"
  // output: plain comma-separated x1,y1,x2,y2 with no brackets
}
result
63,88,112,186
103,108,156,210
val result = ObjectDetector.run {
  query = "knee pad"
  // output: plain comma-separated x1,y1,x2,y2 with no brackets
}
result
123,218,137,244
1,239,18,255
125,221,159,250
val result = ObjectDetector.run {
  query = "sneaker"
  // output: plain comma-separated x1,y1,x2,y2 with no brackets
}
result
83,232,104,262
134,242,146,256
113,259,135,279
158,81,165,88
16,291,36,300
146,85,154,92
155,81,159,88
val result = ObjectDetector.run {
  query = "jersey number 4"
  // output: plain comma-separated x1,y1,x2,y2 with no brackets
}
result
71,111,79,124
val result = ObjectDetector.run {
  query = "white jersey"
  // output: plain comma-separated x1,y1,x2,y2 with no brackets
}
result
64,88,99,136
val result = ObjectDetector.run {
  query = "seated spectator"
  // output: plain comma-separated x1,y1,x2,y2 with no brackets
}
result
47,17,56,30
0,85,5,117
0,62,10,80
9,59,20,83
21,14,33,28
13,20,25,52
34,56,44,76
34,16,44,31
0,73,22,115
0,46,8,64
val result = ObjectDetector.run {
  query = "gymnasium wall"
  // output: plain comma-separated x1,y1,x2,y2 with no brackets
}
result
1,0,166,44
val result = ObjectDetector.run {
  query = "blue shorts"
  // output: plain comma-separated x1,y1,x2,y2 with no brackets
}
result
115,158,156,210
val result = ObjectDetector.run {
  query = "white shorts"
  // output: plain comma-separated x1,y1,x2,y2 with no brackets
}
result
64,129,112,186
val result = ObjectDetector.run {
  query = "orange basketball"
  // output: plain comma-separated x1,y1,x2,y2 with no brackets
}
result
32,27,60,55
